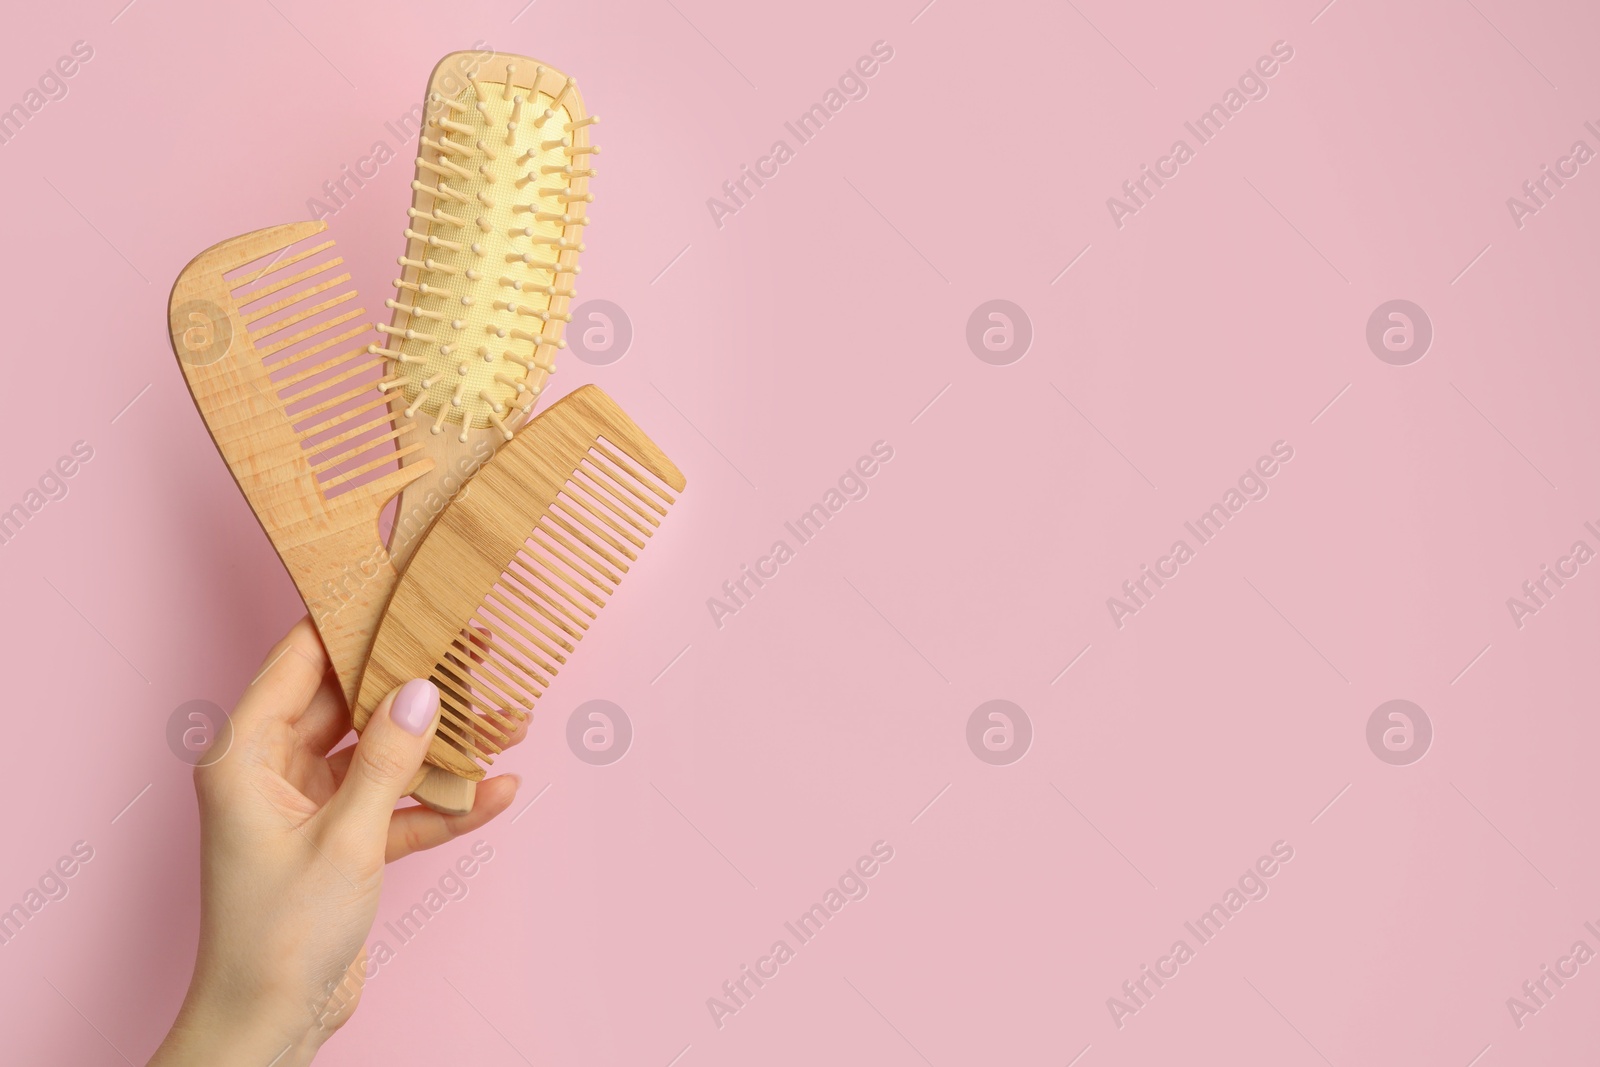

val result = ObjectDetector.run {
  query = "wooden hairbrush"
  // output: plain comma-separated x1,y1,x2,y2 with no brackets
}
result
351,384,684,782
373,50,598,811
169,221,433,723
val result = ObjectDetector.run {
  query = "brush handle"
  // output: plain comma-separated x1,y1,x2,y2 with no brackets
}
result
406,767,477,814
385,389,487,812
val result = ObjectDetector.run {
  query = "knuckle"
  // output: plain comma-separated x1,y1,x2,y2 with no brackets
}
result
355,741,411,783
403,819,447,856
401,822,428,856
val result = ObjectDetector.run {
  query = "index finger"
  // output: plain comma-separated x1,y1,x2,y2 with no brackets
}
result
230,616,330,737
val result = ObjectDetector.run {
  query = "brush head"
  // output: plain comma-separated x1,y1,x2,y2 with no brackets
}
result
377,53,596,444
352,385,684,780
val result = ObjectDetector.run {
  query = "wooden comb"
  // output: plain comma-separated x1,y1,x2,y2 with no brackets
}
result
351,385,685,782
170,221,430,698
169,221,461,806
374,51,598,811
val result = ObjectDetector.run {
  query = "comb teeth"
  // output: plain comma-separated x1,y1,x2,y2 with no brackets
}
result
353,384,684,781
428,438,674,769
222,231,419,497
383,63,597,444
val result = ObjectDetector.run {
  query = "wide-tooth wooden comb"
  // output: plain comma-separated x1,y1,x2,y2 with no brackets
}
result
169,221,434,708
374,50,597,810
351,385,684,781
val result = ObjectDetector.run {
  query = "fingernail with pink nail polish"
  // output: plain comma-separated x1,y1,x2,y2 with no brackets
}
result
391,679,439,736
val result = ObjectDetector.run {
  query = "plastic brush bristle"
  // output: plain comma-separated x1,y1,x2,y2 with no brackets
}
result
377,61,596,443
222,230,420,496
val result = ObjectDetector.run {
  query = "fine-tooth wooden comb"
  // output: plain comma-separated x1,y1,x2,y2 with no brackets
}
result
373,50,597,811
352,385,684,782
169,221,434,720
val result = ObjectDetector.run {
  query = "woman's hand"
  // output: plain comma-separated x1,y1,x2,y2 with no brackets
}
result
149,617,521,1066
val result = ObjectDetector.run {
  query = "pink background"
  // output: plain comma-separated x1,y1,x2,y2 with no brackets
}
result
2,0,1597,1062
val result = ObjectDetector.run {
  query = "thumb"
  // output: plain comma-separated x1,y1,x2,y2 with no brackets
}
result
323,679,441,841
